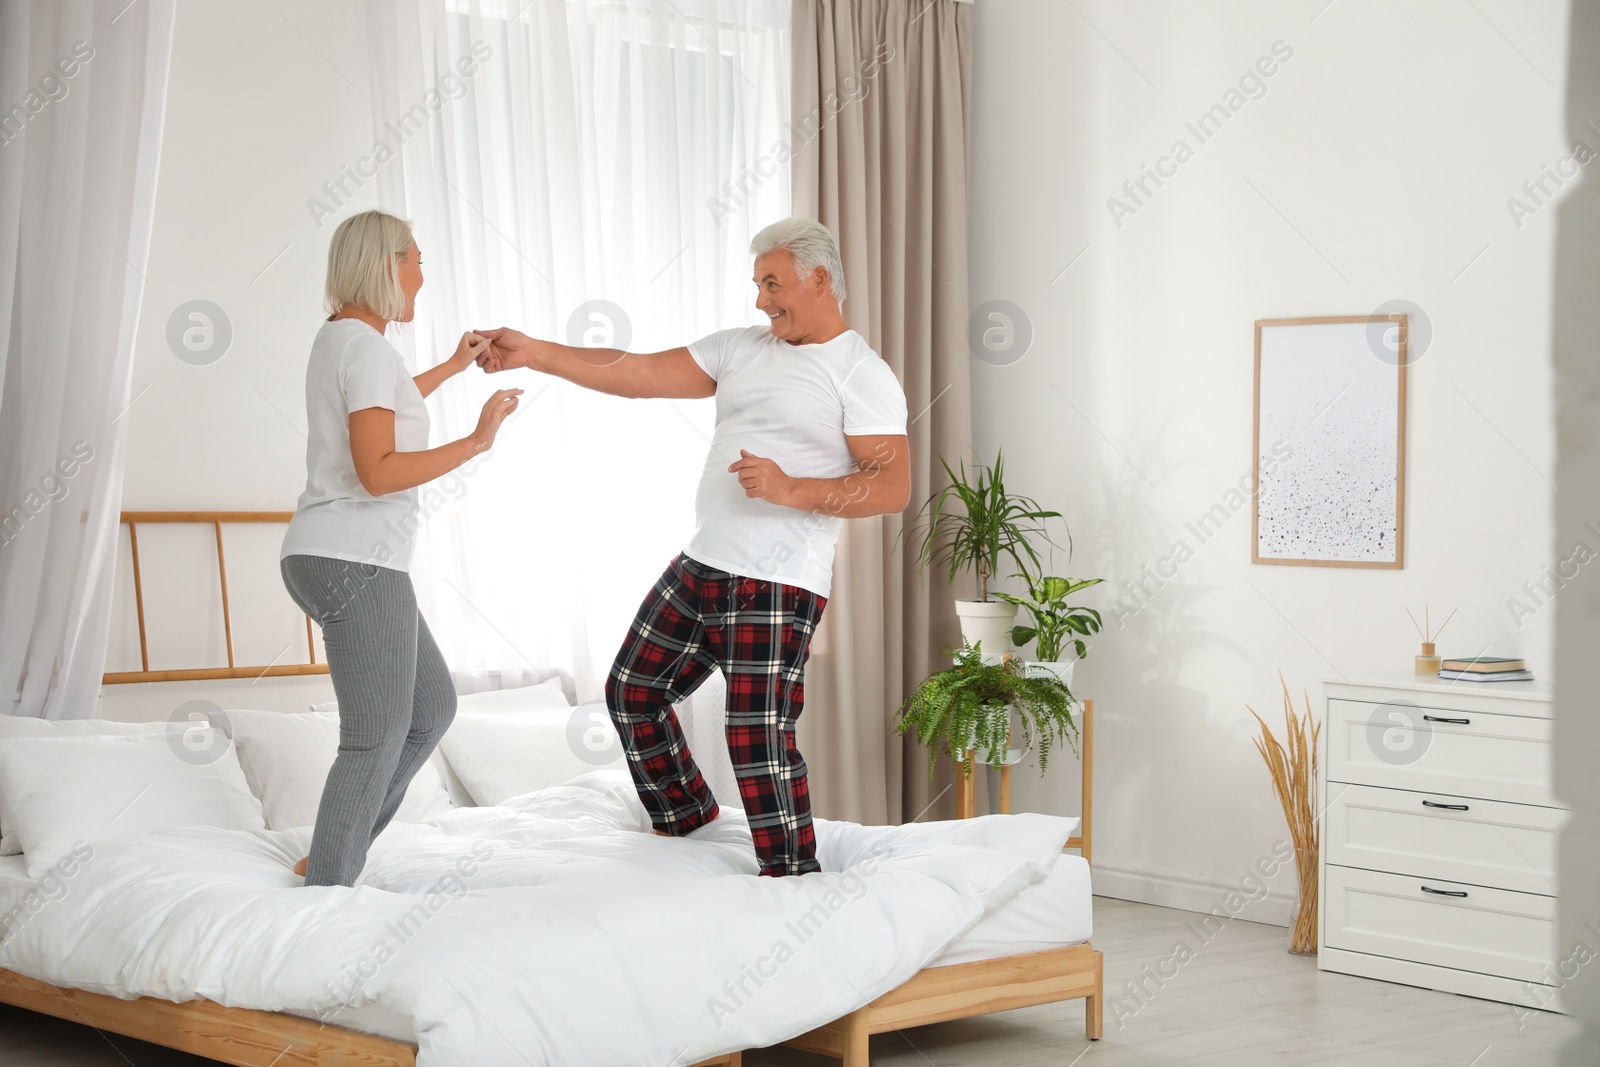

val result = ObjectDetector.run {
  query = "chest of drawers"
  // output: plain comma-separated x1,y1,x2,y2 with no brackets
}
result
1318,676,1566,1012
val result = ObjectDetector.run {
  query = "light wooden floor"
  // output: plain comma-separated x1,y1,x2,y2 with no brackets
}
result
2,897,1576,1066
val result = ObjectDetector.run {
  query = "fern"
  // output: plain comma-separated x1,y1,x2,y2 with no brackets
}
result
894,642,1081,780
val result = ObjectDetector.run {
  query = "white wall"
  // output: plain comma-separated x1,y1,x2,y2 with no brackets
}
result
101,1,373,719
968,0,1568,921
126,0,374,510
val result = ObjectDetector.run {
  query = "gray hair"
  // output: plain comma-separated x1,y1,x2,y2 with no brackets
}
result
750,217,846,304
324,210,414,320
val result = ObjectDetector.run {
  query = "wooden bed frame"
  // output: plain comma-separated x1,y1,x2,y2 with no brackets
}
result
782,699,1101,1063
0,966,741,1066
0,512,1101,1066
785,943,1102,1065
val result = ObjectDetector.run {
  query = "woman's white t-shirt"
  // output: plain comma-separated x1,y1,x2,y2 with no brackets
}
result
685,326,908,598
280,318,430,571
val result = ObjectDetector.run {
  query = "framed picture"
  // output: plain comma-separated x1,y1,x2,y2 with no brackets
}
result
1252,315,1408,569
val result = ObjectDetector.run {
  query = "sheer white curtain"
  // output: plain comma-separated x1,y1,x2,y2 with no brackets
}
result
364,0,790,699
0,0,175,719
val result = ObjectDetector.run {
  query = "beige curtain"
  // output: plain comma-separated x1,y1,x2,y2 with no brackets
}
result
791,0,974,825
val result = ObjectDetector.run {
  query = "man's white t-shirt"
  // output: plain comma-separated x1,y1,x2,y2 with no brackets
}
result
685,326,908,598
280,318,430,571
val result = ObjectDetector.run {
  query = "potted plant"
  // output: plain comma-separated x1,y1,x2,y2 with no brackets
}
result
905,450,1062,654
895,641,1080,779
998,575,1105,685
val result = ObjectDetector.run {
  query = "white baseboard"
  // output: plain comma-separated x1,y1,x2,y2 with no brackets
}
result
1090,862,1295,928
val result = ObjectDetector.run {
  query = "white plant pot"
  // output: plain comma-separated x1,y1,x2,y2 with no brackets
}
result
954,702,1027,766
1026,659,1075,687
954,599,1017,656
984,723,1033,767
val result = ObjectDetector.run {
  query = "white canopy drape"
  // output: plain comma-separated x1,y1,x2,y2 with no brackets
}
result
363,0,791,699
0,0,175,719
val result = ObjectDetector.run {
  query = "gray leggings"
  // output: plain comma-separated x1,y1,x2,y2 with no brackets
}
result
281,555,456,887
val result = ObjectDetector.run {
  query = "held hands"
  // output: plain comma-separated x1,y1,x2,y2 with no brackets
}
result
450,331,490,373
729,449,793,505
475,327,537,373
470,389,523,452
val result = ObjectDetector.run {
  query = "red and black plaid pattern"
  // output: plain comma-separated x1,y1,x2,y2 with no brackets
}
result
605,554,826,877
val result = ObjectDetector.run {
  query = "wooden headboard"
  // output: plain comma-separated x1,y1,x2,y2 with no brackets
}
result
104,511,328,685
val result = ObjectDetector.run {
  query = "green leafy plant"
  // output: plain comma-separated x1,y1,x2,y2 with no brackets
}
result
998,575,1105,661
904,450,1063,602
894,642,1080,779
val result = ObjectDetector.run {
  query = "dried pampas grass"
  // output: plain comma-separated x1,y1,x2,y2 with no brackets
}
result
1247,672,1321,955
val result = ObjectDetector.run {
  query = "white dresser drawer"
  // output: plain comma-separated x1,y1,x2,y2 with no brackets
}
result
1326,783,1561,895
1324,865,1556,983
1327,698,1556,806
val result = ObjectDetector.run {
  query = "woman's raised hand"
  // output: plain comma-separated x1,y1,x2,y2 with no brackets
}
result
470,388,523,452
452,331,490,372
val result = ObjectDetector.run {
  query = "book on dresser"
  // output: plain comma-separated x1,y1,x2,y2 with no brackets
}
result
1437,668,1534,682
1318,674,1564,1013
1439,655,1526,672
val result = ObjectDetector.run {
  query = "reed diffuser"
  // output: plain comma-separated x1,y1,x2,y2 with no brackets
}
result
1406,604,1456,675
1247,673,1321,956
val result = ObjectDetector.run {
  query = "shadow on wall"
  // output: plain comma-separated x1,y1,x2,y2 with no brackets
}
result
1090,418,1250,676
1064,430,1247,870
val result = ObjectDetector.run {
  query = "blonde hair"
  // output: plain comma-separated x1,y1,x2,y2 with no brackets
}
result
750,217,846,304
324,210,414,320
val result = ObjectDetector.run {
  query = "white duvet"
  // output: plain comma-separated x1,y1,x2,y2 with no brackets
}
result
0,771,1077,1066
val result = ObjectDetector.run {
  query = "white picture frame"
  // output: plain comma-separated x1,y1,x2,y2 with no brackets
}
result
1252,316,1408,569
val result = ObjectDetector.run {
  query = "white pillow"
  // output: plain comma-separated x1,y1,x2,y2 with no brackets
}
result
438,703,625,807
0,734,266,878
0,716,166,855
309,676,571,717
224,708,455,831
438,684,578,805
433,746,474,810
454,678,572,714
302,681,572,809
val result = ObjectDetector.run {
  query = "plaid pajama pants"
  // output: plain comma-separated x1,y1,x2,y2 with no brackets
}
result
605,554,827,877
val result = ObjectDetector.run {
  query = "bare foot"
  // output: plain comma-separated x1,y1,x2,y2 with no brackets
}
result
293,856,309,877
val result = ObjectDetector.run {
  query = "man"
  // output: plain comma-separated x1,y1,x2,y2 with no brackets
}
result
479,218,910,876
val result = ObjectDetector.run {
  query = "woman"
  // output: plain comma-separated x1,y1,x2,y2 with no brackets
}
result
280,209,520,887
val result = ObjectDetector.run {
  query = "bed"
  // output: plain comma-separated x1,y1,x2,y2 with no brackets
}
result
0,512,1102,1066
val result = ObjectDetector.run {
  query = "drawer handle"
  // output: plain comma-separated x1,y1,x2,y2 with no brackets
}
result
1422,800,1470,811
1421,885,1469,898
1422,714,1471,725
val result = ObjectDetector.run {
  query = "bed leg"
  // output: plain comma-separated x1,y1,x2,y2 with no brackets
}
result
842,1009,870,1067
1085,948,1103,1040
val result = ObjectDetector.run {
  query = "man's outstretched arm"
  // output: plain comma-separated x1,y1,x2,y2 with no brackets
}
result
477,327,715,400
730,434,912,519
